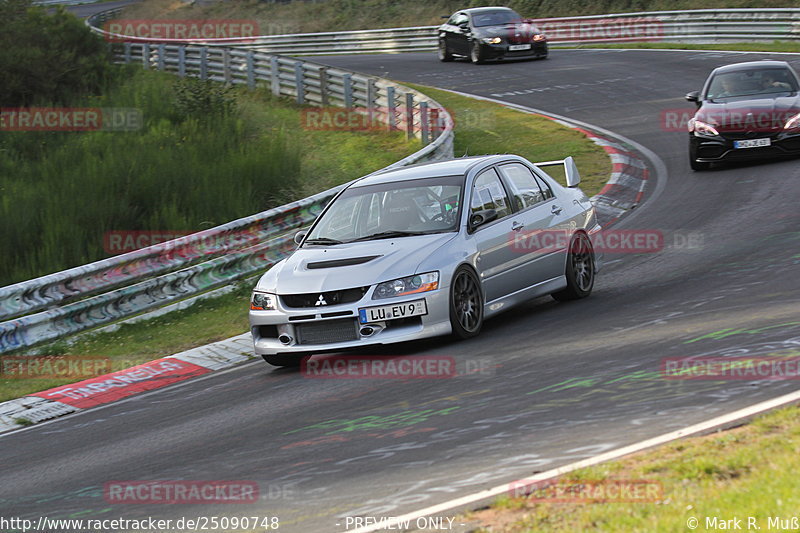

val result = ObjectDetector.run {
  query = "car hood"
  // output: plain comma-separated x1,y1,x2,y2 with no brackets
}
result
256,233,458,294
473,22,542,43
698,95,800,133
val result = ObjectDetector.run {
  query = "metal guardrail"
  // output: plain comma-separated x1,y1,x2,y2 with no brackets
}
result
87,8,800,55
0,42,453,353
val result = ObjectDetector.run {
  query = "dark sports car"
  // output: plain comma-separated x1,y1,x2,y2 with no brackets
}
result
686,60,800,170
438,7,548,64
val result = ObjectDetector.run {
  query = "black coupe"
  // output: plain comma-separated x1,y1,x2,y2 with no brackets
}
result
686,60,800,170
438,7,548,64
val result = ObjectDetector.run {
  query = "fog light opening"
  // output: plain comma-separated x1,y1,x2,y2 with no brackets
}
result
278,334,293,345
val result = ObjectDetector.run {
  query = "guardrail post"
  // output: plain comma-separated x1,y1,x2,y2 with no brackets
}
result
123,42,132,63
420,101,430,145
430,106,441,139
246,51,255,89
367,78,376,126
319,67,329,106
222,49,232,84
142,43,150,69
343,74,353,109
178,46,186,77
270,56,280,96
405,92,414,140
157,44,166,71
387,86,397,130
294,61,305,105
200,47,208,80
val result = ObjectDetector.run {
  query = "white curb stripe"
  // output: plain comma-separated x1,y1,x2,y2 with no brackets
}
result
347,388,800,533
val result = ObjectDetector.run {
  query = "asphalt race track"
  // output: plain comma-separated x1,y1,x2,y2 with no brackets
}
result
2,50,800,532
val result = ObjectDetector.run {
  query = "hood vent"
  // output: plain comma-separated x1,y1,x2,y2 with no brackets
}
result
306,255,381,270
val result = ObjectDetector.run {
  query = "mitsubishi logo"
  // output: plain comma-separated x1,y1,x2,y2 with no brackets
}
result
315,295,327,306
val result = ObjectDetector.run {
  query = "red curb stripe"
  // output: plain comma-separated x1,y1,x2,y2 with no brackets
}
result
30,358,211,408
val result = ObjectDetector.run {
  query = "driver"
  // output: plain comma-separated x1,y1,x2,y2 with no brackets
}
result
761,73,792,92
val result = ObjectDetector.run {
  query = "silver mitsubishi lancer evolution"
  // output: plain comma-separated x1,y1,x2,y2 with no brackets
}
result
249,154,602,367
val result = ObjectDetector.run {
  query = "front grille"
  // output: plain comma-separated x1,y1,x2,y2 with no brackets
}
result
295,318,359,345
281,286,369,308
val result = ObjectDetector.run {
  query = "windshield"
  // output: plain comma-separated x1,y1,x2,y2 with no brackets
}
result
305,175,463,244
706,68,798,99
471,9,522,27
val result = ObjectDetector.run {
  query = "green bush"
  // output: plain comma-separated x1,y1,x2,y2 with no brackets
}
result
0,0,112,106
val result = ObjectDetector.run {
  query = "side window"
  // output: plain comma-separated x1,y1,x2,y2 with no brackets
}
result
470,168,510,220
498,163,546,209
452,13,468,26
532,172,555,201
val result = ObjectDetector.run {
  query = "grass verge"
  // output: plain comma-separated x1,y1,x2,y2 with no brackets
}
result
0,84,611,403
565,42,800,54
465,403,800,531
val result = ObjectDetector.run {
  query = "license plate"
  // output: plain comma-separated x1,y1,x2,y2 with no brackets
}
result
359,299,427,324
508,44,532,51
733,138,771,149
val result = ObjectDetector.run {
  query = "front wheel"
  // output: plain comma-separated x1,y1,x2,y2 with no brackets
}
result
449,266,484,339
438,40,453,62
552,232,595,301
470,41,485,64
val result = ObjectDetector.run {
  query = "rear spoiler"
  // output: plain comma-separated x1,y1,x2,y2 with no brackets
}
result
533,156,581,188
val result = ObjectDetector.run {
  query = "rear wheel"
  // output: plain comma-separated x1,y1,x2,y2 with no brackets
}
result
552,232,595,302
450,266,484,339
438,39,453,62
261,354,309,368
470,41,485,64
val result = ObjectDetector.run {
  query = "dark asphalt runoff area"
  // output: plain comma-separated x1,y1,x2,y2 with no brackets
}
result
2,50,799,532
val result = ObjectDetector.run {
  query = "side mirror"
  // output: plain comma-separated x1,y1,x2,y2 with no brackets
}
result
458,21,470,29
685,91,700,103
469,209,498,230
294,230,307,245
564,156,581,188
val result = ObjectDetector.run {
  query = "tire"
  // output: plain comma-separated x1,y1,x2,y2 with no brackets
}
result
261,354,309,368
470,41,485,64
552,232,595,302
689,139,710,171
438,39,453,62
449,266,484,339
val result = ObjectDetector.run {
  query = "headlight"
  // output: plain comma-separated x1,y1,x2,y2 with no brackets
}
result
372,272,439,300
482,37,502,44
689,118,719,136
251,291,277,310
533,34,546,41
784,113,800,130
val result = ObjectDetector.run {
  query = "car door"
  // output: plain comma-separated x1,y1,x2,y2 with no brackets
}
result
448,12,470,55
468,167,520,303
498,162,570,284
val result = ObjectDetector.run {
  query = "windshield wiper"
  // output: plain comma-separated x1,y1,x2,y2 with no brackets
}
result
303,237,344,246
350,230,433,242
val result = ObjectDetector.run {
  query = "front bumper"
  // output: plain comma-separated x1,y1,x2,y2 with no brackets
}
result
249,289,451,356
480,41,548,60
691,131,800,163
